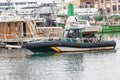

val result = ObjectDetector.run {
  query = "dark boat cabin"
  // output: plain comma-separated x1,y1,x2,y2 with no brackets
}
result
63,27,83,39
63,27,99,43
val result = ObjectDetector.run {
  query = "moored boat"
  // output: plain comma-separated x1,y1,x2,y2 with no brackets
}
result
97,14,120,33
25,26,116,53
100,25,120,33
0,8,42,48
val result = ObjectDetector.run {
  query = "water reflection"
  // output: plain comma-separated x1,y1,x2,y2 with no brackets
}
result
31,52,60,57
63,53,84,80
83,51,120,80
26,53,84,80
0,48,27,80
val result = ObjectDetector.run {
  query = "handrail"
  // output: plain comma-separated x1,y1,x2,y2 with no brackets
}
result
0,34,19,41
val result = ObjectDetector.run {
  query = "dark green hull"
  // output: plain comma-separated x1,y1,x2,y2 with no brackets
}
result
25,40,116,53
99,25,120,33
29,47,55,53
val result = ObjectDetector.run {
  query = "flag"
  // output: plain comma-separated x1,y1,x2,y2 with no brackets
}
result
68,3,74,16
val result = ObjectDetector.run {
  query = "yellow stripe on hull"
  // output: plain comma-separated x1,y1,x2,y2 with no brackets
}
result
50,47,62,53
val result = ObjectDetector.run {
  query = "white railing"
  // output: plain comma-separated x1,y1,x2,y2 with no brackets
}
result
0,34,16,41
36,27,63,38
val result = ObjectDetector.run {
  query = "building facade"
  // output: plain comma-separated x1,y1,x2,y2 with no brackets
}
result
79,0,120,14
36,0,120,15
94,0,120,14
71,0,81,8
80,0,94,8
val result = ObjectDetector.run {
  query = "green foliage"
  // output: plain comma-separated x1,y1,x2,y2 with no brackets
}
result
94,14,103,21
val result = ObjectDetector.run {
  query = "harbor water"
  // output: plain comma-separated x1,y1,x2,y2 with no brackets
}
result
0,33,120,80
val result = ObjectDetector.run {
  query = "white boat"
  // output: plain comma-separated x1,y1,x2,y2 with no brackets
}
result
65,17,102,34
0,6,39,48
0,6,63,48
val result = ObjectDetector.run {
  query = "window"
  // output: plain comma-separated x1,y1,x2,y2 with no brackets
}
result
107,8,110,12
15,2,26,5
0,3,4,6
119,5,120,11
86,2,91,4
67,30,78,38
113,5,117,11
118,0,120,2
28,2,37,4
101,0,104,3
0,2,13,6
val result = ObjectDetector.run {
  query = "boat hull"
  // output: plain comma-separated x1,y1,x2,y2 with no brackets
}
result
25,40,116,53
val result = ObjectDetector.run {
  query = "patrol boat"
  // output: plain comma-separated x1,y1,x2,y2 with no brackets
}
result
25,23,116,53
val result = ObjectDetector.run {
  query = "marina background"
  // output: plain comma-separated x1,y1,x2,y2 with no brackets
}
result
0,32,120,80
